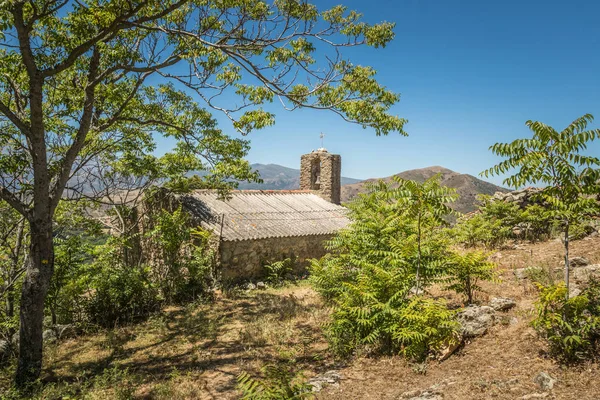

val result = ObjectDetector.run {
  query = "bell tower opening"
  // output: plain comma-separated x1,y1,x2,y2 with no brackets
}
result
311,158,321,190
300,148,341,204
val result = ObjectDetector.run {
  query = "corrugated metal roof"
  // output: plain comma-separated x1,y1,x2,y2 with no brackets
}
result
179,190,350,241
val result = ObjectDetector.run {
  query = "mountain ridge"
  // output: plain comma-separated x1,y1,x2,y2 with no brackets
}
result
340,165,509,214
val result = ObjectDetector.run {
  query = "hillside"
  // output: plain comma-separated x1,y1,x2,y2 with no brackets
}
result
341,166,509,214
235,163,362,190
10,236,600,399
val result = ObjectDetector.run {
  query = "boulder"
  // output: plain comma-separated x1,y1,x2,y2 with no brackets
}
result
513,268,530,280
256,281,267,290
569,287,582,298
572,264,600,284
55,324,76,339
490,297,516,312
43,329,57,344
533,371,556,391
457,306,495,337
569,257,590,268
308,370,342,392
0,340,9,362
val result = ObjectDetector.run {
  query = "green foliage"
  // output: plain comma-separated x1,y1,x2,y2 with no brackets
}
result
443,251,497,304
2,0,409,383
532,280,600,363
146,207,216,303
237,364,314,400
264,258,295,287
452,213,510,249
483,114,600,296
86,239,161,327
311,176,459,359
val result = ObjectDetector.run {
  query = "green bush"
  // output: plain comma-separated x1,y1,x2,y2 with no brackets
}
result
264,257,295,286
86,240,161,327
237,364,313,400
532,281,600,363
325,261,459,359
147,209,215,303
453,213,511,249
309,255,358,301
443,251,497,304
310,176,460,360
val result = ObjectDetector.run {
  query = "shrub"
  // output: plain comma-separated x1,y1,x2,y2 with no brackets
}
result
309,255,358,301
237,364,313,400
86,240,161,326
264,257,295,286
325,261,459,360
453,213,511,249
147,208,216,303
443,251,497,304
532,281,600,363
310,176,459,360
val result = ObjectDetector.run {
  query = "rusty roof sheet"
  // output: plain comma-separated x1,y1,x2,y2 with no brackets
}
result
179,190,350,241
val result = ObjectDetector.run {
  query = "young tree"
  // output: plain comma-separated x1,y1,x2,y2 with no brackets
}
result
482,114,600,298
0,1,405,386
384,176,458,294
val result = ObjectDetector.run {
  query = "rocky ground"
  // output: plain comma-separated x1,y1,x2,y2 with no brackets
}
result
319,235,600,400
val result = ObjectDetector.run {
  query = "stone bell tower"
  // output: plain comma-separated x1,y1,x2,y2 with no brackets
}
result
300,148,341,204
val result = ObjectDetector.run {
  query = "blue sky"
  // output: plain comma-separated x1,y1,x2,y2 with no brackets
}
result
162,0,600,186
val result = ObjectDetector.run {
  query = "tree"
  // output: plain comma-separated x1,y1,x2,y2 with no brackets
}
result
310,176,459,358
383,175,458,294
482,114,600,299
0,0,405,386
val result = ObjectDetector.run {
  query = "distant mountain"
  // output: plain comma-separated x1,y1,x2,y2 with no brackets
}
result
235,163,362,190
341,166,509,214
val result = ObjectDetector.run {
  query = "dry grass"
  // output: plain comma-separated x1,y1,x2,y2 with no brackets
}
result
2,236,600,399
320,235,600,400
0,282,333,399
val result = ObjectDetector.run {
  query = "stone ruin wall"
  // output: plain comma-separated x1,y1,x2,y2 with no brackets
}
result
300,151,341,205
219,234,333,282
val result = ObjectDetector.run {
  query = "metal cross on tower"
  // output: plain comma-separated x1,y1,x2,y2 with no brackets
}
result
319,132,325,148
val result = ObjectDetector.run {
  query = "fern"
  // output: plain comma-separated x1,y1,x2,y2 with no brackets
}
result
237,365,314,400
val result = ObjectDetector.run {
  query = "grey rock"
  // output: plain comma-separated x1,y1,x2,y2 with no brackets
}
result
256,281,267,290
513,268,530,280
0,340,9,361
245,282,256,290
490,297,516,312
521,394,549,399
572,264,600,284
457,306,496,337
533,371,556,391
569,287,582,298
55,324,76,339
43,329,57,344
11,332,19,347
308,370,342,392
401,392,443,400
569,257,590,267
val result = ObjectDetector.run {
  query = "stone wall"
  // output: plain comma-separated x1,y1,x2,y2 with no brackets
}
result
300,150,341,204
219,234,333,281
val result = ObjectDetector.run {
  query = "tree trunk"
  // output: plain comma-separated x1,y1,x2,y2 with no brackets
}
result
564,222,570,300
415,211,422,296
15,219,54,388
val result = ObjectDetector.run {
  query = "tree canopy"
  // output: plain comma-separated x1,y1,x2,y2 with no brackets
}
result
0,0,406,387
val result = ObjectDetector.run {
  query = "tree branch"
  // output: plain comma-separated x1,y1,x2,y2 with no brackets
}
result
0,99,30,135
